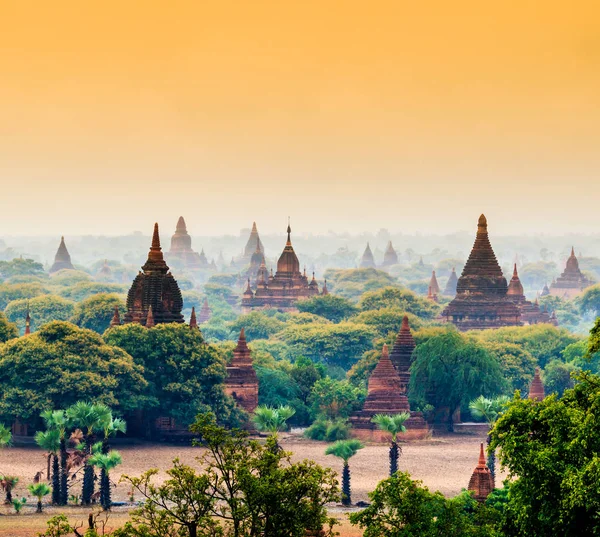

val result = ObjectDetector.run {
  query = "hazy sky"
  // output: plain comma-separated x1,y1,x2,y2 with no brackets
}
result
1,0,599,237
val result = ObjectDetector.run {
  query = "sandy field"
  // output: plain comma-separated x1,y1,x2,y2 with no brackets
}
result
0,430,499,536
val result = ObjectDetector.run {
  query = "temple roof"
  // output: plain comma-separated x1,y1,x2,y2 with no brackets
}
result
276,223,301,275
49,236,74,273
243,222,264,258
382,241,398,266
360,243,376,268
528,367,545,401
389,315,416,374
444,267,458,296
170,216,193,253
507,264,525,297
468,443,495,502
429,271,440,295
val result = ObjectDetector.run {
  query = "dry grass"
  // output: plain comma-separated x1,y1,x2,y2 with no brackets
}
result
0,430,497,536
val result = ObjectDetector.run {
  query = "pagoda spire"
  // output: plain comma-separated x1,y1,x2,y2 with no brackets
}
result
143,223,168,271
189,307,198,329
24,303,31,336
145,306,155,328
322,279,329,295
429,270,440,295
110,306,121,328
49,236,74,273
528,367,545,401
467,442,495,502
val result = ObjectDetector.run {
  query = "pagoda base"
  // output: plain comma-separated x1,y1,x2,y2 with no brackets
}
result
349,412,431,442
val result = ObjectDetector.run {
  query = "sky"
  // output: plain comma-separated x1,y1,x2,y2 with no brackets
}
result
1,0,599,237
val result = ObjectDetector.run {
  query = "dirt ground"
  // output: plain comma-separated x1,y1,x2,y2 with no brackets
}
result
0,430,499,536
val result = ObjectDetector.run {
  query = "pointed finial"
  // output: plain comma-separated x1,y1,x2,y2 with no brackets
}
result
513,263,518,277
478,443,486,467
25,302,31,335
145,306,155,328
239,327,246,341
382,343,389,358
190,307,198,329
151,223,161,249
110,305,121,328
286,218,291,244
401,315,409,330
478,214,487,229
571,246,575,257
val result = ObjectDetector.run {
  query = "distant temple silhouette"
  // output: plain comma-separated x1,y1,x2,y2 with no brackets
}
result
49,236,74,273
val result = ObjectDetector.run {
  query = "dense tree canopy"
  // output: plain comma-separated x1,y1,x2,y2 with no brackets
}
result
351,309,425,338
0,258,46,279
0,321,147,424
59,281,126,302
228,311,285,340
0,282,49,310
5,295,76,334
296,294,357,323
322,268,397,301
71,293,126,334
358,286,439,319
49,269,92,286
580,285,600,317
105,323,241,428
0,312,18,343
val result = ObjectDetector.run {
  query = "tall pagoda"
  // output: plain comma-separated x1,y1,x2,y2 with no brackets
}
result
224,328,259,414
429,271,440,295
441,215,521,330
123,223,184,326
467,443,495,502
359,243,376,268
198,298,211,323
382,241,398,266
549,248,594,298
241,223,320,313
243,222,263,260
167,216,205,268
49,237,74,273
528,367,545,401
444,267,458,296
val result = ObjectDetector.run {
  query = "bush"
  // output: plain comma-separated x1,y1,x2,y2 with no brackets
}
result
304,418,351,442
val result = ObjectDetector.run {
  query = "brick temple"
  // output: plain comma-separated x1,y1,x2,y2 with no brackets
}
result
243,222,263,261
382,241,398,266
468,443,495,502
359,243,376,268
441,215,521,330
443,267,458,296
549,248,594,298
507,265,557,326
224,328,259,414
528,367,545,401
123,223,184,326
167,216,206,269
241,223,320,313
49,236,74,273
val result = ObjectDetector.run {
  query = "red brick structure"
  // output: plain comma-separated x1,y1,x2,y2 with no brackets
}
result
243,222,264,260
429,271,440,295
549,247,594,298
109,306,121,328
359,243,376,268
24,307,31,336
241,223,320,313
441,215,521,330
198,298,211,323
468,443,495,502
507,265,557,326
225,328,259,414
382,241,398,266
167,216,206,269
124,223,184,326
49,236,75,273
444,267,458,296
528,367,545,401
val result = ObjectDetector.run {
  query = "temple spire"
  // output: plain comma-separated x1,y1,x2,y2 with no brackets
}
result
189,307,198,329
468,442,495,502
110,306,121,328
286,217,292,246
528,367,545,401
145,306,155,328
24,304,31,336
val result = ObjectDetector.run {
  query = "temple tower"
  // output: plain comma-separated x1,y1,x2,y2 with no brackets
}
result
359,243,376,269
441,215,521,330
49,237,75,273
528,367,545,401
198,298,211,323
124,223,184,326
243,222,263,259
468,443,495,502
444,267,458,296
224,329,259,414
382,241,398,266
549,247,594,298
109,306,121,328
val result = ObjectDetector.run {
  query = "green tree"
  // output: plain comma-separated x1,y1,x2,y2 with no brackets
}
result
296,295,358,322
580,285,600,317
70,293,125,334
89,451,122,510
542,359,576,396
49,269,92,287
308,377,366,420
410,332,505,431
0,322,147,426
371,413,410,476
0,423,11,447
351,309,425,338
59,281,126,302
0,312,18,343
0,282,49,310
358,286,439,319
4,295,76,335
490,372,600,536
105,323,240,431
0,258,46,279
323,268,397,301
227,311,284,340
252,405,295,443
0,475,18,504
28,483,51,513
481,341,536,394
325,439,363,506
34,428,61,505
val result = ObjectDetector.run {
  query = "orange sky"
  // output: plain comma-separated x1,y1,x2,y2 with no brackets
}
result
0,0,599,236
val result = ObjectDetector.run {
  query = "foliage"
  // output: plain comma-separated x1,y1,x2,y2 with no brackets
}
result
410,331,505,430
0,311,18,343
588,317,600,357
296,294,358,323
349,472,500,537
358,286,439,319
5,295,76,335
542,359,576,396
347,350,379,387
12,496,26,514
59,281,126,302
351,309,424,338
252,405,295,434
49,269,92,286
228,311,284,340
325,439,363,506
0,282,49,310
89,451,123,510
105,323,242,429
278,321,375,369
28,482,51,512
0,258,46,279
0,424,12,447
323,268,397,301
490,372,600,536
70,293,125,334
580,285,600,317
480,341,536,395
118,415,339,537
372,413,410,476
308,377,366,420
0,321,147,424
304,418,350,442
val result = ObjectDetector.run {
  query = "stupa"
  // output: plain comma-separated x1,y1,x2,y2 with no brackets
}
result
243,222,264,260
123,223,184,326
241,222,319,312
549,248,594,298
167,216,205,268
506,265,556,325
109,306,121,328
359,243,376,268
429,271,440,295
49,237,74,273
444,268,458,296
97,259,112,279
198,298,211,323
540,283,550,297
351,342,428,441
382,241,398,266
467,443,495,502
528,367,545,401
441,215,521,330
224,329,259,414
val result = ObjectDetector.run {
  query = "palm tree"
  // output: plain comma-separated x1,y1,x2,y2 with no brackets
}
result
89,451,122,510
40,409,69,505
99,416,127,454
66,402,111,505
28,483,51,513
34,429,61,505
371,413,410,476
0,424,11,448
325,439,364,506
1,475,18,504
469,395,510,478
252,405,295,448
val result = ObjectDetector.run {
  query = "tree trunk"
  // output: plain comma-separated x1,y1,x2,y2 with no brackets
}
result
59,438,68,506
447,408,455,432
5,488,12,504
342,462,351,506
47,453,51,483
36,499,42,513
82,434,95,505
486,434,495,480
100,469,111,510
188,523,197,537
52,455,60,505
389,441,399,476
